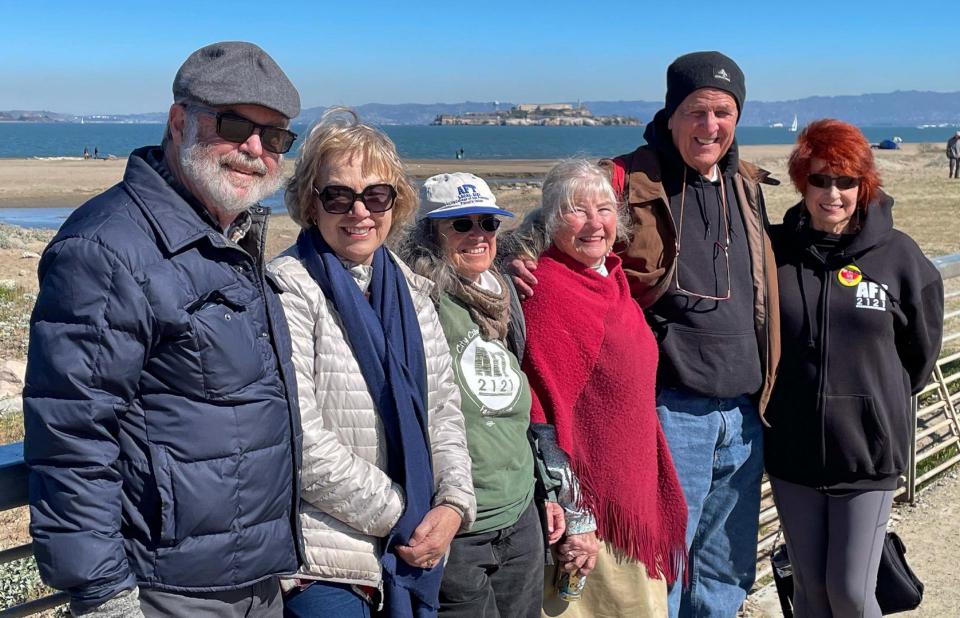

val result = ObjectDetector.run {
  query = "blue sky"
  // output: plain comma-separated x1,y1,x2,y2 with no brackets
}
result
2,0,956,115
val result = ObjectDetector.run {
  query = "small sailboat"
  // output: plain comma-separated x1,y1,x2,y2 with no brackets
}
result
788,114,798,132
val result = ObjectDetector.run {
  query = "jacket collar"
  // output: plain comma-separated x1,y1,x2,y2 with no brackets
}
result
123,146,270,254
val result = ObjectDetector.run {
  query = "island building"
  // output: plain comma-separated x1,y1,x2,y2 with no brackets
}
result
432,103,640,126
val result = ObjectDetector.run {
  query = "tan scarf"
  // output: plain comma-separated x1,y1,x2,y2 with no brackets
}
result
450,271,511,341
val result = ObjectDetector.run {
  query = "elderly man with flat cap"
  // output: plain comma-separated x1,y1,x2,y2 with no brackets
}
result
24,42,304,617
506,51,779,617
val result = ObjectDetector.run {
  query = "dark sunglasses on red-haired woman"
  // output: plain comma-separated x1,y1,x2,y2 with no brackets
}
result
807,173,860,190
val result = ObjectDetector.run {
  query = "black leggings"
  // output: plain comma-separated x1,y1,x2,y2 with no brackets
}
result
770,477,893,618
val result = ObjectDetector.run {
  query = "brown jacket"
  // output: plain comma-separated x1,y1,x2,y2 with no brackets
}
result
600,145,781,416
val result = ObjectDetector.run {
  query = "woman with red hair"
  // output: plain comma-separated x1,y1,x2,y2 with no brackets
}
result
764,119,943,617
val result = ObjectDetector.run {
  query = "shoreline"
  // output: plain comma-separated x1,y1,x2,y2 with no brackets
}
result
0,158,562,209
0,142,937,210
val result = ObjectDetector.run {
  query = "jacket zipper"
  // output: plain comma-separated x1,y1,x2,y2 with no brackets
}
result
219,212,307,568
254,214,308,568
757,186,773,411
816,266,832,473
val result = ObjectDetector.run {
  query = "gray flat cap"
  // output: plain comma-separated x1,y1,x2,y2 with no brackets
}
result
173,41,300,119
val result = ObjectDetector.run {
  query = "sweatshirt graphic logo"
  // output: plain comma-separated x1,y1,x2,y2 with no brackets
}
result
456,330,523,416
855,281,888,312
837,265,862,287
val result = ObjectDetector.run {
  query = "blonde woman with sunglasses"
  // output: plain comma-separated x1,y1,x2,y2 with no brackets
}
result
267,109,476,617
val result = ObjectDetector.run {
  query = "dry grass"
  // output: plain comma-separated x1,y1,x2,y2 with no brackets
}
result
755,147,960,258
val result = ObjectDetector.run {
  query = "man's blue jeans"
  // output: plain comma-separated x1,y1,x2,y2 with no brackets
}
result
656,387,764,618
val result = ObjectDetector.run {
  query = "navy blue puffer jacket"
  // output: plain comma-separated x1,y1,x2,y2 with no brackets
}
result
24,147,303,612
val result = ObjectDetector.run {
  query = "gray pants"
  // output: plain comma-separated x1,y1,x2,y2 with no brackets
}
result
770,477,893,618
950,158,960,178
140,577,282,617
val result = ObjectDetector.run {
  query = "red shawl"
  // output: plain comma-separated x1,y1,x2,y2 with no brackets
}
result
522,246,687,584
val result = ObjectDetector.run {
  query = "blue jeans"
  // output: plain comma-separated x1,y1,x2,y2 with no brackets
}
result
656,387,764,618
283,581,371,618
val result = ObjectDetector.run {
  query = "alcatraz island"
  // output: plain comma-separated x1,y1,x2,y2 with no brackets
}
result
432,103,640,127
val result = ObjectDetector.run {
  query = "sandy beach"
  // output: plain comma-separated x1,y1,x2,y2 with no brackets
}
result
1,142,957,258
0,157,558,209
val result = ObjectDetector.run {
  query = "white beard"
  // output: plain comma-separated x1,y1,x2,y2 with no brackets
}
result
178,118,283,218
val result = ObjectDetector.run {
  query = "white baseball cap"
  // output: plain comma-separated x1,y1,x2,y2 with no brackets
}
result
418,172,515,220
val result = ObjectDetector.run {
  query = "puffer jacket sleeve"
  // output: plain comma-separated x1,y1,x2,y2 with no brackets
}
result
420,302,476,530
24,237,150,612
270,259,405,537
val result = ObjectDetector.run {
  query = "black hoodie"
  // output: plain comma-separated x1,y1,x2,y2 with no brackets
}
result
642,110,763,399
764,193,943,491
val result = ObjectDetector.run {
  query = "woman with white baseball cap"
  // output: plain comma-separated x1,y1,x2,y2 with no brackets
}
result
398,173,565,618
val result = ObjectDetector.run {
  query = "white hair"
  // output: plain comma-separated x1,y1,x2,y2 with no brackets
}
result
177,108,283,216
541,158,629,241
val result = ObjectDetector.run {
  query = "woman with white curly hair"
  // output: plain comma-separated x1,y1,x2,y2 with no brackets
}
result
520,159,688,617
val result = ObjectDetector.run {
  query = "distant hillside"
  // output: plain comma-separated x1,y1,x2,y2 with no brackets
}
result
741,91,960,127
587,91,960,127
296,102,516,125
0,110,75,122
3,91,958,126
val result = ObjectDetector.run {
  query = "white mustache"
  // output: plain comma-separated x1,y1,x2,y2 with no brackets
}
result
220,152,268,176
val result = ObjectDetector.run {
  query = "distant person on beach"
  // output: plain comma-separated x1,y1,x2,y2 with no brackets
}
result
82,146,90,159
24,42,302,618
503,51,779,617
765,119,943,617
459,147,465,159
947,131,960,178
94,146,99,159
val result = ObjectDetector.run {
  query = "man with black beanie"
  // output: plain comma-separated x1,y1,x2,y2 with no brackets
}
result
505,50,779,617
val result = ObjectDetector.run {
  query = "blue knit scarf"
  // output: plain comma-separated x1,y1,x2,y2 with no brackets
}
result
296,228,442,617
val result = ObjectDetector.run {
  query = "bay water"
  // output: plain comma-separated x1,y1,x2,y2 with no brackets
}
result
1,122,955,230
1,123,955,161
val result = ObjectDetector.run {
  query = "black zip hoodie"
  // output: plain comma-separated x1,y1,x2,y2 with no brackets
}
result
764,193,943,491
642,110,763,399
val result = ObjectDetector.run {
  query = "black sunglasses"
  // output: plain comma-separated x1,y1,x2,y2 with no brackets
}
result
190,106,298,154
807,173,860,190
313,184,397,214
448,217,501,233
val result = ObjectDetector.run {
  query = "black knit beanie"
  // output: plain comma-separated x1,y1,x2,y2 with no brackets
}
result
665,51,745,121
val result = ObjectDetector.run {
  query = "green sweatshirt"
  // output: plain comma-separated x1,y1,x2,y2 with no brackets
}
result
437,293,534,534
